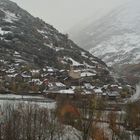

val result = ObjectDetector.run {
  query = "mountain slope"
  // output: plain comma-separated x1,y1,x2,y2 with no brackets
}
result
70,0,140,66
0,0,107,71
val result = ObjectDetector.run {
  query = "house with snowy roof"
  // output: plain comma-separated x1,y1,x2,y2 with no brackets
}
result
94,88,103,96
84,83,95,91
48,82,66,91
5,73,31,83
46,88,75,99
107,91,120,101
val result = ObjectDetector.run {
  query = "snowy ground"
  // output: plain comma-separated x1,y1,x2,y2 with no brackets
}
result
62,125,82,140
0,94,82,140
0,94,56,109
129,84,140,102
0,94,44,99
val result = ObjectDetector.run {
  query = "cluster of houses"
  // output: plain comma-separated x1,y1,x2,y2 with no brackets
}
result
0,58,135,101
46,82,134,101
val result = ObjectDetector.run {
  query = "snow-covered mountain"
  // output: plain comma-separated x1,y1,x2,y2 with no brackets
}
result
0,0,107,70
70,0,140,66
0,0,116,86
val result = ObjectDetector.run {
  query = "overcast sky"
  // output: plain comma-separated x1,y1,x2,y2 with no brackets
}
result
11,0,128,32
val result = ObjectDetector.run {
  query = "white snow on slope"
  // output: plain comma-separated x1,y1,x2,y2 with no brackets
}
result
129,84,140,102
90,33,140,65
0,8,20,23
0,27,11,35
64,57,81,66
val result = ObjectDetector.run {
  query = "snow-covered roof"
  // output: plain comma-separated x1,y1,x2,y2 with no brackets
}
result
31,70,40,73
46,89,75,94
71,70,81,73
14,51,20,55
102,93,107,96
111,84,118,87
31,79,42,85
59,89,74,94
71,86,76,90
7,74,17,78
43,68,46,72
32,79,40,82
94,88,103,93
118,86,123,89
83,90,92,95
21,74,31,78
6,69,15,74
103,85,109,89
84,83,94,89
55,82,66,87
126,85,131,87
108,91,119,96
81,72,96,77
48,82,66,88
55,47,64,52
47,68,54,72
59,69,65,72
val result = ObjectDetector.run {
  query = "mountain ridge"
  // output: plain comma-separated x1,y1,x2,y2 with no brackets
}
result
0,0,108,71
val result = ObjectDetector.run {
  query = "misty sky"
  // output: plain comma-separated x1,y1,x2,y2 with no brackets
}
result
11,0,128,32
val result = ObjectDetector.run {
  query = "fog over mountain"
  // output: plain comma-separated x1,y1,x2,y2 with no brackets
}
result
70,0,140,66
11,0,127,32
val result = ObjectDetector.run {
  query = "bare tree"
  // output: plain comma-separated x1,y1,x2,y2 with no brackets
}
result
0,103,65,140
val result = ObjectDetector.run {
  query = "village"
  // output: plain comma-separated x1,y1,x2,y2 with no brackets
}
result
0,51,135,102
0,58,139,140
